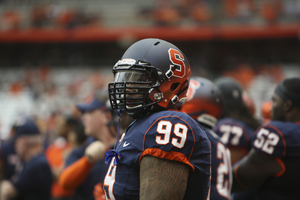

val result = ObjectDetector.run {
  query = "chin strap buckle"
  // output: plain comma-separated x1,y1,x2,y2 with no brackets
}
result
171,95,179,104
165,69,174,79
165,65,179,80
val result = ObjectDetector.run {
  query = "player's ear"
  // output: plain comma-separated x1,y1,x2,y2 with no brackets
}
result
283,100,293,112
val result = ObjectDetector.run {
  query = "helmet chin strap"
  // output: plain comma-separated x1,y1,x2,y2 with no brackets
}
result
168,79,190,107
105,109,123,166
115,109,122,149
164,65,179,81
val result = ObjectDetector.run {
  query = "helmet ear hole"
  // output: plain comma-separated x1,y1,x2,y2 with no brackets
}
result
170,82,180,91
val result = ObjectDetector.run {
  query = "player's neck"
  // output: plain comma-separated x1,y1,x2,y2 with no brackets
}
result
285,110,300,122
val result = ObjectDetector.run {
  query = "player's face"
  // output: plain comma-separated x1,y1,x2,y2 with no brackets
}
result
15,136,28,159
55,114,68,137
115,70,151,108
271,93,285,121
82,109,108,137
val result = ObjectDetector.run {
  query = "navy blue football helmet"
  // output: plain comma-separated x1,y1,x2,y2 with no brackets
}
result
214,77,243,105
108,38,191,119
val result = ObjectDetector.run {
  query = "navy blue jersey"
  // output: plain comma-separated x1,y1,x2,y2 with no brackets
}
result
65,145,109,200
103,110,211,200
213,118,255,154
252,121,300,200
205,129,232,200
0,138,22,180
214,118,257,200
12,154,52,200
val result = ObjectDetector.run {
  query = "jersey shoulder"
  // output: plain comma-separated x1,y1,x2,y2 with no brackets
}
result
213,118,254,149
139,110,205,137
214,118,254,132
137,110,210,170
267,121,300,134
253,121,300,157
145,110,197,124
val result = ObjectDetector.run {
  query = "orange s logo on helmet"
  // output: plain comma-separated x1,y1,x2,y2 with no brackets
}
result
168,48,186,78
186,80,200,101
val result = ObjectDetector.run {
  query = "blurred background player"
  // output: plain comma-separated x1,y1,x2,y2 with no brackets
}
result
213,77,260,165
232,77,300,199
213,76,260,200
105,38,211,200
178,77,232,200
58,92,115,200
45,115,85,200
0,117,26,184
0,117,52,200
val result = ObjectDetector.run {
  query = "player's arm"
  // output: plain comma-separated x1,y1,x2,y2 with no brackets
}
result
58,156,94,190
140,155,189,200
0,180,18,200
232,148,283,192
229,147,248,165
59,141,106,190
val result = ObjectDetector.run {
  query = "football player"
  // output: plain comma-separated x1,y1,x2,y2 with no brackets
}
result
213,77,260,200
104,38,211,200
232,77,300,199
213,77,260,165
178,77,232,200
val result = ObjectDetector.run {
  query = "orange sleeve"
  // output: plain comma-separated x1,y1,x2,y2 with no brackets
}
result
58,156,94,190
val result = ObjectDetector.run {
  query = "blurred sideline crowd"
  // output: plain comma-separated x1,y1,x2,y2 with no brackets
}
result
2,0,300,30
140,0,300,26
1,3,101,30
0,67,132,199
0,66,113,139
0,63,297,139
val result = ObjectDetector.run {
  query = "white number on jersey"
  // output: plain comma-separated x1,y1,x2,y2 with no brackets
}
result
219,125,243,146
156,120,188,149
253,128,280,154
216,142,232,198
103,158,117,200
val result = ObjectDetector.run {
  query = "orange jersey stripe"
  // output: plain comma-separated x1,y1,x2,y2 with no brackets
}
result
233,164,247,189
139,148,195,171
274,157,286,177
